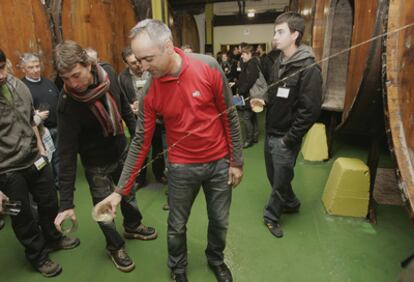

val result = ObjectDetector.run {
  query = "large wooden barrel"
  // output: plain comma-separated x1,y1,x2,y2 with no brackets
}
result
338,0,388,135
170,11,200,53
384,0,414,215
50,0,137,73
0,0,55,78
312,0,332,62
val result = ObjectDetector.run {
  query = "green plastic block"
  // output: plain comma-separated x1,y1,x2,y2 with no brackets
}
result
322,158,370,218
301,123,329,161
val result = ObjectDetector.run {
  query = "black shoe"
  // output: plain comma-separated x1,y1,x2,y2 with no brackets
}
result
283,204,301,214
208,262,233,282
171,271,188,282
36,258,62,277
265,221,283,238
124,224,158,240
107,248,135,272
46,236,80,253
243,142,253,149
156,176,168,185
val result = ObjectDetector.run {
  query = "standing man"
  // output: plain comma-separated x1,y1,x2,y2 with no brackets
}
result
98,19,243,282
20,53,60,188
53,41,157,273
251,12,322,238
0,49,79,277
119,47,166,187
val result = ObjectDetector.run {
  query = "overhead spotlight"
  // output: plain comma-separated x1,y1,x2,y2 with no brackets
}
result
247,10,255,18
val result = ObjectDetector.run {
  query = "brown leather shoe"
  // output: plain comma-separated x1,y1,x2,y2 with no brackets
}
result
46,236,80,252
124,224,158,240
36,259,62,277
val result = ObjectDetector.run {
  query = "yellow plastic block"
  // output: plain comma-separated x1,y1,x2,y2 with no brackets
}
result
301,123,329,161
322,158,370,218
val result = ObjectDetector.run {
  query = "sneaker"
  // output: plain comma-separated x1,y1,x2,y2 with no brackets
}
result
264,221,283,238
124,224,158,240
36,258,62,277
171,271,188,282
47,236,80,252
108,248,135,272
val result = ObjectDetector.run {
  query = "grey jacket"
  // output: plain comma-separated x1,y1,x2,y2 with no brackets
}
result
0,75,38,174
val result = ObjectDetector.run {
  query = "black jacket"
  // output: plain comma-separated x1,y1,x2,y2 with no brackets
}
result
237,56,261,99
57,63,136,211
266,45,322,148
261,49,281,83
118,68,136,104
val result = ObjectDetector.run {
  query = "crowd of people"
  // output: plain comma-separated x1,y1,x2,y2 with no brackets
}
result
0,12,322,282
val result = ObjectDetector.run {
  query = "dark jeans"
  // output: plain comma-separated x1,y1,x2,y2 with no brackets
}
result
239,108,259,143
136,123,166,184
0,160,62,266
167,158,232,273
84,158,142,251
48,127,59,189
264,135,301,224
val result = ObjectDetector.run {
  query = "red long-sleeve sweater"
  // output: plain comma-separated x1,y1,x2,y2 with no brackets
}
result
116,48,243,195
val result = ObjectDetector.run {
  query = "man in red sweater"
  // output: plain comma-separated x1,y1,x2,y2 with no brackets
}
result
98,19,243,282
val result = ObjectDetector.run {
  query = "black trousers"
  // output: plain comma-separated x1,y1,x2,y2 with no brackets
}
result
0,160,61,266
84,157,143,251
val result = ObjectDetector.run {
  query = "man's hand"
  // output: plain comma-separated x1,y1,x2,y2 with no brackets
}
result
130,101,139,115
54,209,76,233
0,191,9,213
94,192,122,219
228,166,243,188
36,110,50,121
250,98,265,108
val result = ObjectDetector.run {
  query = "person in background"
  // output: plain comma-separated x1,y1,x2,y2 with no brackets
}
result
237,45,261,148
181,45,193,54
119,47,167,187
20,53,60,189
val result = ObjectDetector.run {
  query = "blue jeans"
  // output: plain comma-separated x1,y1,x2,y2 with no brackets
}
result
264,135,301,224
84,157,142,251
167,158,232,273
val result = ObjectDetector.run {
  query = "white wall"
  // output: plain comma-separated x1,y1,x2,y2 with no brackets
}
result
213,24,274,54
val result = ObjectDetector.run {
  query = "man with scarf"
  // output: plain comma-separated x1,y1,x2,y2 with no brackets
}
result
53,41,157,272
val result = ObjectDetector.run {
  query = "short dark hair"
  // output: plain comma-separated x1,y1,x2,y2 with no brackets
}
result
54,40,91,73
274,12,305,46
121,47,134,63
0,49,6,63
241,45,254,54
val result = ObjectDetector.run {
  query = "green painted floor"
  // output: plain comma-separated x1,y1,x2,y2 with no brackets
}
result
1,127,413,281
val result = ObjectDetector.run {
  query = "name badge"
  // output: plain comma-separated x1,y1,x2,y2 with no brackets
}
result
276,87,290,99
135,80,146,88
34,157,47,171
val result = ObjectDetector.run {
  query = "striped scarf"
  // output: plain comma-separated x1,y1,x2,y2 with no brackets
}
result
64,64,124,137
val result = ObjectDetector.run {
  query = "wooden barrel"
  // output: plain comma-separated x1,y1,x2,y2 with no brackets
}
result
384,0,414,215
50,0,137,73
312,0,331,62
289,0,316,47
0,0,55,78
170,11,200,53
338,0,388,135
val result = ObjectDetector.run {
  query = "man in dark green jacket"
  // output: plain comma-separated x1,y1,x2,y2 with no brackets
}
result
251,12,322,238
